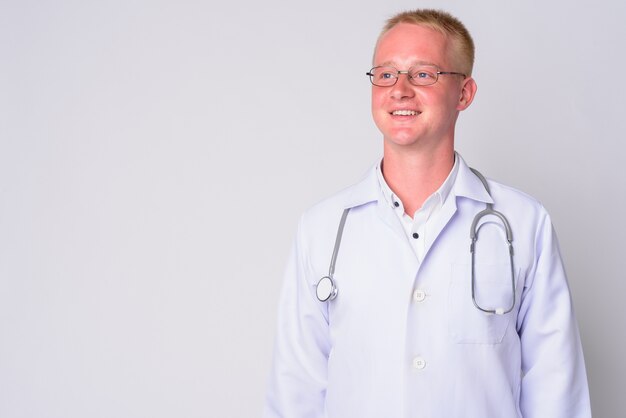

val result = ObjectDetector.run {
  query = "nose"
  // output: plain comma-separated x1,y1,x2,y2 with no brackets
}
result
390,72,415,100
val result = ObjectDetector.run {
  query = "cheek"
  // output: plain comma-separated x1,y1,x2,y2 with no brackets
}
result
371,88,384,109
371,91,386,122
422,89,459,111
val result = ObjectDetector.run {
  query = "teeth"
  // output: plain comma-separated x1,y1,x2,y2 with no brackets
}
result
392,110,418,116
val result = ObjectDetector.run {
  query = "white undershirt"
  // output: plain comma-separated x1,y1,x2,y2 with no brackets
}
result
375,154,459,262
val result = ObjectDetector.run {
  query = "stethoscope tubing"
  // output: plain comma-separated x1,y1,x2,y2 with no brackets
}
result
468,168,516,315
316,168,517,315
315,208,350,302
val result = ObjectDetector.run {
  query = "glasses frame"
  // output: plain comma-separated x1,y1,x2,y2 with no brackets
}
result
366,65,466,87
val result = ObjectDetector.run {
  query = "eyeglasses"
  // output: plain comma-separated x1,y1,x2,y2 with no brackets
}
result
366,65,466,87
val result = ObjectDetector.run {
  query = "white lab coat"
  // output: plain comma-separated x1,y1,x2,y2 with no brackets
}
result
264,155,591,418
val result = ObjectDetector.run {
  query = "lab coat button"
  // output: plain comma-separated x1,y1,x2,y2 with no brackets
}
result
412,356,426,369
413,289,426,302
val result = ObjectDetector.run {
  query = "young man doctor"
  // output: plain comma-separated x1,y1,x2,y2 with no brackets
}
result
264,9,591,418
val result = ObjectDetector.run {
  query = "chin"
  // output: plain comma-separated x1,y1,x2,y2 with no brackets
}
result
384,137,421,148
384,131,423,147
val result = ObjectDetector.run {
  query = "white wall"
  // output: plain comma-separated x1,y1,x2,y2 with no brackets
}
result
0,0,623,416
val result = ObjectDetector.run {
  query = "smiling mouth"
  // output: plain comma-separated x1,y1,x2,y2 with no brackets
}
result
391,110,419,116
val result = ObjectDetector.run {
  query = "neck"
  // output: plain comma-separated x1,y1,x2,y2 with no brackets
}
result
381,141,455,216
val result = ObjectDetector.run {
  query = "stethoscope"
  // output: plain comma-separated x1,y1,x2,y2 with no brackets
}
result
315,169,516,316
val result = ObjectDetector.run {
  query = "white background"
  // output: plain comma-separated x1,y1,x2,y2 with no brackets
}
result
1,0,624,417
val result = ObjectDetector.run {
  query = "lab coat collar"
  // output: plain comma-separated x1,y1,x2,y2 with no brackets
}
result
375,154,460,213
342,167,380,209
453,154,495,205
342,152,494,210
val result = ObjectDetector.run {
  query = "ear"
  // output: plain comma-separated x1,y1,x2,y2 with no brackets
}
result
457,77,477,111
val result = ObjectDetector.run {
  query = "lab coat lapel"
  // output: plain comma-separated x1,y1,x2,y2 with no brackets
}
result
344,166,420,285
421,155,494,261
344,166,410,242
375,198,409,241
373,193,421,288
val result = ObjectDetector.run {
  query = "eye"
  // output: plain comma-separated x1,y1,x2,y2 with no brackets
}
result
379,71,395,80
368,67,399,86
414,70,436,79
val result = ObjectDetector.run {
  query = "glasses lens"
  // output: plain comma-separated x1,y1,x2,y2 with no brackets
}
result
408,65,439,86
369,66,397,86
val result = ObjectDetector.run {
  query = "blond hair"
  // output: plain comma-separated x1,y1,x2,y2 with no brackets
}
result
377,9,475,75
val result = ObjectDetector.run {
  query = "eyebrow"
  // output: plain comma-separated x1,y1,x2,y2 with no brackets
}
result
377,60,438,68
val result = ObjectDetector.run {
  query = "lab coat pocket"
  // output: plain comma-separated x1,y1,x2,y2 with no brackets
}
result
448,262,519,344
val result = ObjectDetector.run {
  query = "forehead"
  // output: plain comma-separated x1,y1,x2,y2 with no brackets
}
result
374,23,452,68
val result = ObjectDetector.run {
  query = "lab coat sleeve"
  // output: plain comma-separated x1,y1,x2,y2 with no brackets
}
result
263,216,330,418
516,210,592,418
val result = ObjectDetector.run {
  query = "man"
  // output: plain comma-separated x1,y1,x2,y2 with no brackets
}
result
264,9,591,418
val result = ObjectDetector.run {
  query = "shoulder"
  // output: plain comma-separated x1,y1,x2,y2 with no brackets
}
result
456,154,553,240
456,154,546,216
487,178,545,211
299,166,378,230
483,177,555,245
291,167,379,262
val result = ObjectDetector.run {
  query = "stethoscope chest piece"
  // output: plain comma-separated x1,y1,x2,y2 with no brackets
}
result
317,208,351,303
316,276,338,302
